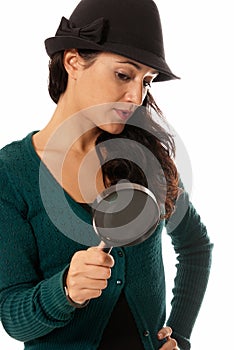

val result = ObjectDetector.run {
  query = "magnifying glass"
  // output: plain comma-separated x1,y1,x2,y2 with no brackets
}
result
92,182,161,253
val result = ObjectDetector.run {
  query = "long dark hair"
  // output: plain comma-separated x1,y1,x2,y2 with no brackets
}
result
48,50,179,219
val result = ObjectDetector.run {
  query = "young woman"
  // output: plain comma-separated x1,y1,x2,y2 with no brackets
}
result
0,0,213,349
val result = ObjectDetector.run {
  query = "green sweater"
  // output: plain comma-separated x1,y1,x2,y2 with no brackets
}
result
0,132,213,350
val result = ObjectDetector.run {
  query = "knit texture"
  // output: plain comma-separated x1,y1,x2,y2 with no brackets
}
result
0,132,213,350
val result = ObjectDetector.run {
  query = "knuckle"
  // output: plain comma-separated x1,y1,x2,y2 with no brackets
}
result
106,268,112,279
73,250,84,260
102,280,108,289
102,267,111,279
94,289,102,298
71,251,85,268
166,326,172,335
96,252,106,265
68,279,77,289
170,338,177,347
69,289,81,302
109,256,115,267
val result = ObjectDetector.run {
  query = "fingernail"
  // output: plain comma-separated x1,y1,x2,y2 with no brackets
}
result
158,332,163,339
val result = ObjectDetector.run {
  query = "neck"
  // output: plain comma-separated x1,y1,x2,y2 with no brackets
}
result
34,98,101,155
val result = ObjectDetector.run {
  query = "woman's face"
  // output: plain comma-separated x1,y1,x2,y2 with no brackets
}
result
65,52,158,133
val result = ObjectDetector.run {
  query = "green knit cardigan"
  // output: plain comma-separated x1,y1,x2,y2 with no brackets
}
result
0,132,213,350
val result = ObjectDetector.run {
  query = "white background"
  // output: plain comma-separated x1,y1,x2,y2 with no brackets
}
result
0,1,233,349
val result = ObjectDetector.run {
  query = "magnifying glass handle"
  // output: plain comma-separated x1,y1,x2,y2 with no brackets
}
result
98,241,112,253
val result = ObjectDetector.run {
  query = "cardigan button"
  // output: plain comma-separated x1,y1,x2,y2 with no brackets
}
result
116,279,122,285
143,330,150,337
118,250,123,257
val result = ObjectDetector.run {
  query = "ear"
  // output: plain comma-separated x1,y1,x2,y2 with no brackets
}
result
63,49,85,79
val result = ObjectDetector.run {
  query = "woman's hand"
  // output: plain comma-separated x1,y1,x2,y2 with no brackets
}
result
66,247,115,304
158,326,179,350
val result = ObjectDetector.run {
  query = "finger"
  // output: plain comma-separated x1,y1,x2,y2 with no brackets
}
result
88,266,112,280
68,274,109,292
70,249,115,272
159,337,178,350
77,265,112,280
67,278,108,298
78,276,109,290
87,247,115,267
68,277,108,303
158,326,173,340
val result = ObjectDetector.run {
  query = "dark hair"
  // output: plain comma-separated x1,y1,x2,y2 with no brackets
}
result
48,50,99,103
47,50,179,218
95,99,179,219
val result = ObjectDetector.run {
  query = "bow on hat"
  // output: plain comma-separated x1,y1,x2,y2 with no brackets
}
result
56,16,107,44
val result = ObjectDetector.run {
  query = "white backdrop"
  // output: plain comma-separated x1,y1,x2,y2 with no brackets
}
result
0,1,233,349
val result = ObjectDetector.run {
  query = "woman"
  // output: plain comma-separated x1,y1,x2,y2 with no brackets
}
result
0,0,213,349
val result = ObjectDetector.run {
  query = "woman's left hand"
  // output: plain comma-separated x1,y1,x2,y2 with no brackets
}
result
157,326,179,349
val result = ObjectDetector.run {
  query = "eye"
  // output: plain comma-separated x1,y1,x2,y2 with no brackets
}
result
115,72,131,81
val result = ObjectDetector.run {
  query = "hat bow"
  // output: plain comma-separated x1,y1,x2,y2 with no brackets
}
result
56,16,106,44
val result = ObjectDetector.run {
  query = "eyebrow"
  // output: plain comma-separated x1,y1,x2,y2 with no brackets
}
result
116,60,158,75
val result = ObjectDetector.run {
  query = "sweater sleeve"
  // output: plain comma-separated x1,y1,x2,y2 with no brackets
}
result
165,189,213,350
0,163,75,342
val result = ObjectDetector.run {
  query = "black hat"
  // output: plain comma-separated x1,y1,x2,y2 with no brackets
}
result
45,0,179,82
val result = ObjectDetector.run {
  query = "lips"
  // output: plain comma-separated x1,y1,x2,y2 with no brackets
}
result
114,109,133,121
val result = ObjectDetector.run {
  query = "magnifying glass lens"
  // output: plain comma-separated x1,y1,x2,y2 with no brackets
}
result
93,185,160,247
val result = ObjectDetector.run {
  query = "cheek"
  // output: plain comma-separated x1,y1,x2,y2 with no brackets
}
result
77,66,124,107
90,67,123,100
93,75,117,96
84,79,109,104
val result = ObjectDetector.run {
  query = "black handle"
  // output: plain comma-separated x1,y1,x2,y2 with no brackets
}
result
102,246,112,253
98,241,112,253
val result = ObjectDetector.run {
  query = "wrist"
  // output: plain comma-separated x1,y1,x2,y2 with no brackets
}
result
64,285,90,308
63,267,90,309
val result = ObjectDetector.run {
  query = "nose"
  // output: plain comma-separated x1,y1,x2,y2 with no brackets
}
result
124,82,145,106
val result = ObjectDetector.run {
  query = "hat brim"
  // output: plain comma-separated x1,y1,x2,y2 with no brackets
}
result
45,36,180,82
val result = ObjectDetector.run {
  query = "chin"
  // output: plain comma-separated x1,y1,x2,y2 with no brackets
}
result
101,123,125,134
